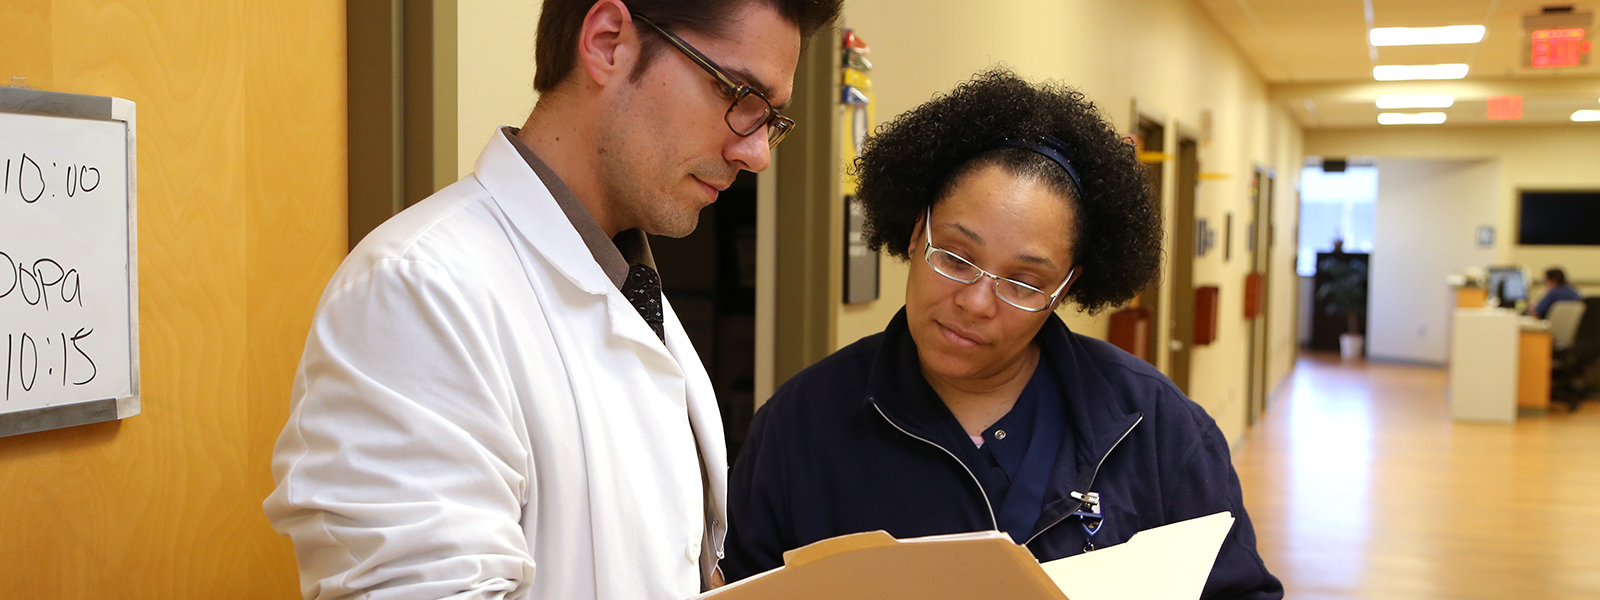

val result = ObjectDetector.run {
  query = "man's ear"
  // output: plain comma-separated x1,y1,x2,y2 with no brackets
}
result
577,0,637,87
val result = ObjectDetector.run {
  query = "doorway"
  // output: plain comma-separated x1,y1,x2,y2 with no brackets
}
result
1167,137,1199,395
654,172,760,460
1245,169,1275,424
1132,117,1166,366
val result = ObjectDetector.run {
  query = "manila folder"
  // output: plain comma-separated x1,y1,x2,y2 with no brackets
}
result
696,530,1068,600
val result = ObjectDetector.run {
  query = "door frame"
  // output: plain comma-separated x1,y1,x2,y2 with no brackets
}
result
346,0,458,250
1133,115,1167,366
1167,133,1200,395
767,26,841,395
1245,166,1276,424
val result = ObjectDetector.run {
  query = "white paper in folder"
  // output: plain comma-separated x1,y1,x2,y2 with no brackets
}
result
700,511,1233,600
1042,511,1235,600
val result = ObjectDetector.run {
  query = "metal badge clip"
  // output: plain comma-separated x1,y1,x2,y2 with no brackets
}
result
1070,490,1101,514
1070,491,1105,552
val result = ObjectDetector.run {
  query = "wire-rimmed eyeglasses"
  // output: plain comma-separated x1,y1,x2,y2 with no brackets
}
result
922,207,1076,312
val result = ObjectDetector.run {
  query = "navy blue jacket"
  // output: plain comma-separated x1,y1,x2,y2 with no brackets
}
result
724,310,1282,600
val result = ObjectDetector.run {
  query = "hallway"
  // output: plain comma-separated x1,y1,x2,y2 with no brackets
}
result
1235,354,1600,599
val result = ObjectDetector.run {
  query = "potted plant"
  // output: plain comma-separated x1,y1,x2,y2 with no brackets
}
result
1316,256,1369,360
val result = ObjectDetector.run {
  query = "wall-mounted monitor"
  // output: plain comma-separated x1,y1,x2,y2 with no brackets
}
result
1518,190,1600,246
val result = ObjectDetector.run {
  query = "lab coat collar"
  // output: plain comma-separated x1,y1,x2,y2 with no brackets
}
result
472,128,668,353
474,127,614,297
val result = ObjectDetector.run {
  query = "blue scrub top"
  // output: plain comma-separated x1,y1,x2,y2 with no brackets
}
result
941,356,1068,544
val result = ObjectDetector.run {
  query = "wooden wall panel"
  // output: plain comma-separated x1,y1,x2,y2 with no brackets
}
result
0,0,54,90
242,0,348,594
0,1,344,598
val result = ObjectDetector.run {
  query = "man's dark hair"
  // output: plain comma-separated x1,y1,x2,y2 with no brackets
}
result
1546,268,1568,286
534,0,842,93
852,67,1163,315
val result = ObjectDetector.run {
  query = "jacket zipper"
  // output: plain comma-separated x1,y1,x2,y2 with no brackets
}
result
871,401,1000,530
1023,413,1144,547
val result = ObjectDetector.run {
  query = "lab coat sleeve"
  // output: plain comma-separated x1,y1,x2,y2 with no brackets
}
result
265,257,537,600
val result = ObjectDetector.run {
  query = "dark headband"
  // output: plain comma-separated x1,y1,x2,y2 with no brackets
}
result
997,136,1084,198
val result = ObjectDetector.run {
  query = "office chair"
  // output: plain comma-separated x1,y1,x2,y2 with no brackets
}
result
1548,301,1586,351
1552,297,1600,409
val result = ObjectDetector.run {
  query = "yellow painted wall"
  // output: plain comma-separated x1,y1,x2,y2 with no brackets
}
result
456,0,543,177
1305,124,1600,289
832,0,1305,443
1264,109,1304,410
0,1,346,597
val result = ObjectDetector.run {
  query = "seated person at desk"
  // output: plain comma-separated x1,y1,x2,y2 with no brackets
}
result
1532,267,1581,319
722,69,1283,600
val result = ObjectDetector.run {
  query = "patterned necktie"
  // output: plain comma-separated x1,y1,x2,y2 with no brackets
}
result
623,263,665,342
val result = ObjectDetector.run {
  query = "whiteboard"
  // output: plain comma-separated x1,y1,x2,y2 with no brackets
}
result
0,87,138,437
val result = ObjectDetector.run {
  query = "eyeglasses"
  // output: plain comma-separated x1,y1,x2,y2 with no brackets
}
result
631,12,795,147
922,207,1076,312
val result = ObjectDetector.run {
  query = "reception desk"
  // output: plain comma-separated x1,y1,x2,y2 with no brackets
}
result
1449,308,1552,422
1518,328,1552,412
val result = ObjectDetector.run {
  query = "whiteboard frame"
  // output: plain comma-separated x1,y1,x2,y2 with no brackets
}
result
0,87,139,438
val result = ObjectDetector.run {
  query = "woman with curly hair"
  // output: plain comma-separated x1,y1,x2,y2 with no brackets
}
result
721,68,1281,599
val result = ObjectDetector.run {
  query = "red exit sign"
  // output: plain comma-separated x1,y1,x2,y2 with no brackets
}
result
1530,28,1591,68
1488,95,1523,120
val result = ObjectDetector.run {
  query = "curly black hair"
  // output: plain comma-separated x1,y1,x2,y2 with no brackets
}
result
853,67,1162,314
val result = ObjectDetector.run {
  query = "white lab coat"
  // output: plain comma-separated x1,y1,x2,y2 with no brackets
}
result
265,130,728,600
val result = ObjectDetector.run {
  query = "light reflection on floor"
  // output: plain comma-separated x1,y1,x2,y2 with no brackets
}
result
1284,363,1373,593
1233,353,1600,600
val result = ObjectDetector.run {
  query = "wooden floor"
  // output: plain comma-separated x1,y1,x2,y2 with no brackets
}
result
1234,353,1600,600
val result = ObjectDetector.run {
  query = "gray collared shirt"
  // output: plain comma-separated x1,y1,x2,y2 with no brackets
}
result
501,127,654,290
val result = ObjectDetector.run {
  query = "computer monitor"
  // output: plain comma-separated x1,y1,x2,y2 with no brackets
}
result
1487,267,1527,306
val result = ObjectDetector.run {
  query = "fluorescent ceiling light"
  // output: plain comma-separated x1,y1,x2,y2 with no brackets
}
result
1376,95,1455,109
1378,112,1448,125
1573,110,1600,122
1373,64,1469,81
1370,25,1486,46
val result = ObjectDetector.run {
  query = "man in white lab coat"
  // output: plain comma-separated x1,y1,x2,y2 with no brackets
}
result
263,1,839,598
